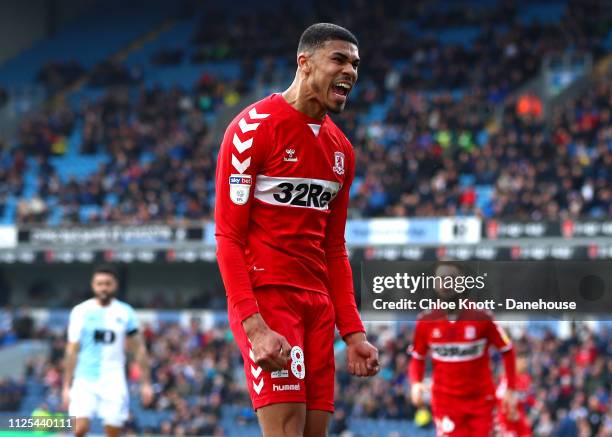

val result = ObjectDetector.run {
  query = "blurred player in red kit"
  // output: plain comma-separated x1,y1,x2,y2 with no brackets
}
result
408,262,518,436
496,352,533,437
215,23,379,437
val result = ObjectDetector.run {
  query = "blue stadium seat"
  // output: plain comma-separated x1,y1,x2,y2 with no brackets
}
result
47,206,65,226
518,2,566,25
66,121,84,156
459,174,476,188
105,193,119,206
604,30,612,51
436,27,481,49
0,196,17,224
0,1,175,86
78,205,101,223
125,17,199,69
50,154,109,183
475,185,495,216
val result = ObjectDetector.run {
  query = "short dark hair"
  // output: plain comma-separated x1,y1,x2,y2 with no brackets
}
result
92,264,119,280
297,23,358,54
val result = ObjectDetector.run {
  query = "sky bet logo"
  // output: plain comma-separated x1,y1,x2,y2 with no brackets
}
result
229,176,252,185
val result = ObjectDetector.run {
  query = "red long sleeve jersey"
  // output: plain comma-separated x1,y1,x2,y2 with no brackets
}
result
215,94,364,337
408,309,515,398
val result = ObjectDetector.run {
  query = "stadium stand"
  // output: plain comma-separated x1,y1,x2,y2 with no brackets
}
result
0,0,178,87
0,0,610,225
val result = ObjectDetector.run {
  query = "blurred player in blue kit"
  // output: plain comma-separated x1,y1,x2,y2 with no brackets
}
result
62,265,153,437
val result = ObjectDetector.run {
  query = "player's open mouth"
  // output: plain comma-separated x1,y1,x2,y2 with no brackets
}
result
332,81,351,98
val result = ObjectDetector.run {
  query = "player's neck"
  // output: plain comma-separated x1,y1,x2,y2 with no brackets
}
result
95,297,113,307
282,80,326,121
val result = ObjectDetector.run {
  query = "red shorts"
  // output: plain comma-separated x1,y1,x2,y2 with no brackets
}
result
432,392,495,437
229,286,335,412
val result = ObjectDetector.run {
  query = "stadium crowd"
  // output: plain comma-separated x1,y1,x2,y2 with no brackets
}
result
0,377,25,412
1,0,609,224
7,319,610,436
348,80,611,219
190,0,608,94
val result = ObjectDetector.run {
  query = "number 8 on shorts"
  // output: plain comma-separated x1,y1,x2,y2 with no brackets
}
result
290,346,305,380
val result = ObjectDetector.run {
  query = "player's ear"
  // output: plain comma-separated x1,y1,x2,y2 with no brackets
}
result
297,51,311,74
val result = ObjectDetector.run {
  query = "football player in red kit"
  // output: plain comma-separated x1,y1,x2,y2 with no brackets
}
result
215,23,379,437
496,352,533,437
408,262,517,437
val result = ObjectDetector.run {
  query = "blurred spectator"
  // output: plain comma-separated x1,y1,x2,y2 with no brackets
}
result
517,92,543,119
88,60,141,87
17,196,48,223
151,48,184,66
36,60,85,93
0,87,8,108
0,377,25,411
0,308,16,347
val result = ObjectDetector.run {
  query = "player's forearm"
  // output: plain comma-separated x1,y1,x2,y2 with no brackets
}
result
242,313,270,339
216,236,259,321
136,346,151,384
326,255,365,338
343,331,366,344
408,357,426,383
502,347,517,389
62,351,77,389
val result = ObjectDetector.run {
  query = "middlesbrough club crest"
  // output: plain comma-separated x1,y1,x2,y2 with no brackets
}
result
333,151,345,175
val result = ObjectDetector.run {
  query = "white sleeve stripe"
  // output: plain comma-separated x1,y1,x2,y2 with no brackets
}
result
231,155,251,174
499,344,513,353
232,133,253,153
